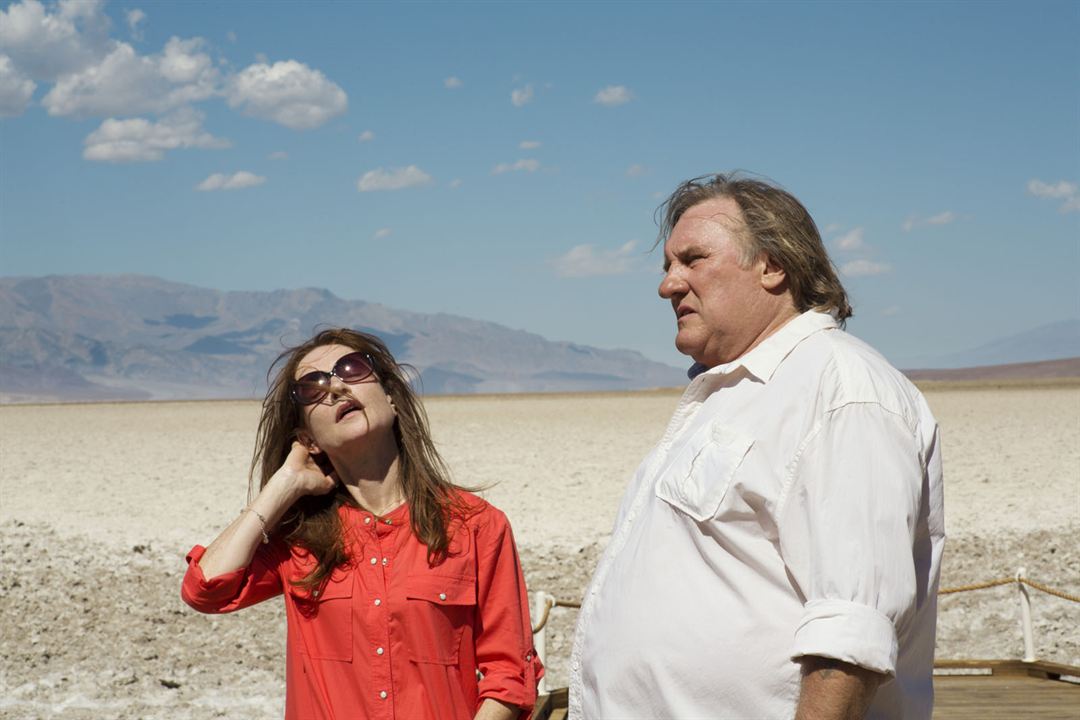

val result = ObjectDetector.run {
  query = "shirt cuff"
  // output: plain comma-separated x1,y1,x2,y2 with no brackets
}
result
478,649,544,715
791,598,898,675
181,544,247,611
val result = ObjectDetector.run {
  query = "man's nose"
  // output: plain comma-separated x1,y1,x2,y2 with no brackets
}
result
658,268,685,299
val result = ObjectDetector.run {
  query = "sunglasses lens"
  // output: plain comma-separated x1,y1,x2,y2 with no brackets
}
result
335,353,373,382
292,372,331,404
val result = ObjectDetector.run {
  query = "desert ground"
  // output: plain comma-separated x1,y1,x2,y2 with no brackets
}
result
1,383,1078,718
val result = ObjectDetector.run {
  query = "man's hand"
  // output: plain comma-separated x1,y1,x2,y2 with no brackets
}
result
794,656,885,720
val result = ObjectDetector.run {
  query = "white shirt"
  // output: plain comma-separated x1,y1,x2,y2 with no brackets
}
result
570,311,945,719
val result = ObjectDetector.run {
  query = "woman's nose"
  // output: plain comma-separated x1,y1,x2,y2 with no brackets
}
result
326,375,350,399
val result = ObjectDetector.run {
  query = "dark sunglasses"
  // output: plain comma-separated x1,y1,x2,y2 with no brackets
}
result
291,351,375,405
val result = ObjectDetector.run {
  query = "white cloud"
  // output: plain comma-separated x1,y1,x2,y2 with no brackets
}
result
0,54,36,117
593,84,633,106
82,108,229,162
0,0,112,81
925,210,956,225
373,227,392,239
196,170,266,191
553,240,640,278
444,75,462,89
267,150,287,160
492,158,540,175
833,227,864,251
1027,179,1077,198
42,37,219,117
519,139,541,150
227,59,347,130
625,164,647,178
510,83,533,107
823,223,842,234
903,211,956,232
226,30,236,43
126,8,145,41
357,165,432,192
881,305,901,317
448,178,462,188
1028,178,1080,213
840,259,890,277
357,129,374,142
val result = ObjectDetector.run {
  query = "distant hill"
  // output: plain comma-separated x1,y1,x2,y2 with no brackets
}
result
904,357,1080,382
903,318,1080,369
0,275,687,403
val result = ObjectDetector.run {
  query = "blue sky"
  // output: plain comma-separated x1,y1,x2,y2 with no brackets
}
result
1,0,1077,368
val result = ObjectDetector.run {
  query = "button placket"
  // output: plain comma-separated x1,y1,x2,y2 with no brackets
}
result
370,525,395,703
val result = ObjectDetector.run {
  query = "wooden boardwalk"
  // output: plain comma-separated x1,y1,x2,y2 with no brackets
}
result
533,661,1080,719
933,660,1079,719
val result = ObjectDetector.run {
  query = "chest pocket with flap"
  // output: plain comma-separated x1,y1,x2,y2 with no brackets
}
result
655,423,754,522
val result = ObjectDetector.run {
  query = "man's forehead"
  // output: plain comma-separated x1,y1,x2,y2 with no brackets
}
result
665,199,744,253
678,197,744,229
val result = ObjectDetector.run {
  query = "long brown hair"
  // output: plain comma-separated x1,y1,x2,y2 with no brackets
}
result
251,328,466,590
657,172,853,325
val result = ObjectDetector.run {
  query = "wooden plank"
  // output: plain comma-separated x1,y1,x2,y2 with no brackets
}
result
934,674,1080,719
935,659,1080,680
534,667,1080,720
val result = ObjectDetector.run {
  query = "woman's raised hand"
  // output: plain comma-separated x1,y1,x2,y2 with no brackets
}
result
272,441,339,499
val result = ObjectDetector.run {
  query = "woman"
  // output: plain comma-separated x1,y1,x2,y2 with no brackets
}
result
182,328,541,720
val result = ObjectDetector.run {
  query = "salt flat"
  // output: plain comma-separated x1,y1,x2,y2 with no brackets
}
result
1,385,1077,718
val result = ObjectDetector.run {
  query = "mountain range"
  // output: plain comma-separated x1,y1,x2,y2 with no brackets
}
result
0,275,687,402
1,275,1077,403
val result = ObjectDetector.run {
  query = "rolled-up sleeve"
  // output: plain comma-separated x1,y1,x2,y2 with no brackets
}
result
181,543,285,614
473,510,544,714
777,402,923,676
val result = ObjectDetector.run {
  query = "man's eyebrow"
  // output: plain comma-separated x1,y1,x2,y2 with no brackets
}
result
663,243,708,272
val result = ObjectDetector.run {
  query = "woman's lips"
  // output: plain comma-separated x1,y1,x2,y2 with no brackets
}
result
335,401,363,422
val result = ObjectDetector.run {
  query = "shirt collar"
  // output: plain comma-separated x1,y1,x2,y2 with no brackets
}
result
691,310,838,383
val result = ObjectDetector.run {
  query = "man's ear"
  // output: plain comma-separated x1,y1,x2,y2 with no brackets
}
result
759,254,787,291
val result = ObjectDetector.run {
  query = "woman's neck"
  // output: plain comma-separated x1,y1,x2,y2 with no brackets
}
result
328,436,406,516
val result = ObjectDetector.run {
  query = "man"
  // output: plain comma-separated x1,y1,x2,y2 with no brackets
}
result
570,174,944,719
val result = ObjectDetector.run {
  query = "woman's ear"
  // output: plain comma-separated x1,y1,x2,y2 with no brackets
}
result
387,395,397,415
296,430,321,455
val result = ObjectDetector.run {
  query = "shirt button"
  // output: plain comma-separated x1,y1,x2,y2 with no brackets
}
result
370,557,377,565
379,690,388,700
364,516,371,524
374,598,382,606
382,557,389,566
376,647,384,655
571,659,580,670
438,592,447,601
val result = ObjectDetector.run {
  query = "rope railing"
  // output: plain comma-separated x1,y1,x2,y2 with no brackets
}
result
531,596,581,634
532,573,1078,633
529,569,1078,687
939,575,1080,603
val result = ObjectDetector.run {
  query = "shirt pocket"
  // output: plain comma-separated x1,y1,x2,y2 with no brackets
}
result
404,574,477,665
287,571,354,662
655,424,754,522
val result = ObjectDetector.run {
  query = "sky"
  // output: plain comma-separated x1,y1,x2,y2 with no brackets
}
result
0,0,1077,369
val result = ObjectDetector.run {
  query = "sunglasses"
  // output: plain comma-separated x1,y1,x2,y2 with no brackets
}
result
291,351,376,405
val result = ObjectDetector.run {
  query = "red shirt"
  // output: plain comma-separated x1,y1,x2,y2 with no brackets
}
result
182,492,542,719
